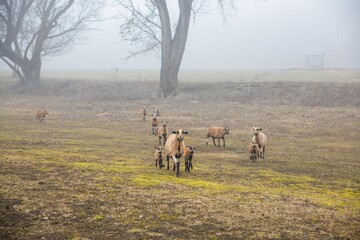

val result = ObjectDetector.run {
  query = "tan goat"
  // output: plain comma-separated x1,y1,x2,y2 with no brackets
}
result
251,127,267,159
154,146,164,169
164,129,188,177
141,107,147,122
206,127,230,147
248,142,259,162
36,109,48,123
157,120,169,146
151,114,159,135
184,145,196,172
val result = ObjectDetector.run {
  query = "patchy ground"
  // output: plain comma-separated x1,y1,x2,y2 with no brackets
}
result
0,70,359,239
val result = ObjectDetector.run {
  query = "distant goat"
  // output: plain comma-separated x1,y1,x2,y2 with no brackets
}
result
164,129,188,177
154,146,164,169
36,109,48,123
141,107,147,122
157,120,169,146
184,145,196,172
155,108,160,116
151,114,159,135
251,127,267,159
206,127,230,147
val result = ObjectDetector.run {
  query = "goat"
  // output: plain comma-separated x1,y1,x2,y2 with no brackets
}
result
157,120,169,146
151,114,159,135
36,109,48,123
248,142,259,162
154,146,164,169
155,108,160,116
141,107,147,122
206,127,230,147
164,129,188,177
184,145,196,172
251,127,267,159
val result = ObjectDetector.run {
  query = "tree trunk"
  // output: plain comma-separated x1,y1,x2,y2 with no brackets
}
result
157,0,193,98
20,58,41,91
160,59,180,98
12,64,19,78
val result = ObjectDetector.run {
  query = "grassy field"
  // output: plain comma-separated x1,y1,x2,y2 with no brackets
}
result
0,70,359,239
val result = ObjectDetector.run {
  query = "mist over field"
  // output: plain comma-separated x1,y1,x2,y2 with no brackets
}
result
1,0,359,71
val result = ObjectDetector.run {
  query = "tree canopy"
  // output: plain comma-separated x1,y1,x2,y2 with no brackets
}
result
114,0,235,98
0,0,102,90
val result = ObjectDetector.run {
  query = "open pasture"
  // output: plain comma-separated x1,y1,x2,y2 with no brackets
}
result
0,69,359,239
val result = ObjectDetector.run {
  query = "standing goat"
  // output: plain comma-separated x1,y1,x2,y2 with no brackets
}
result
36,109,48,123
164,129,188,177
248,142,259,162
206,127,230,147
151,114,159,135
184,145,196,172
141,107,147,122
251,127,267,159
157,120,169,146
154,146,164,169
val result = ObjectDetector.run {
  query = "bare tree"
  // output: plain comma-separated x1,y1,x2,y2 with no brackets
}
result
0,0,102,91
114,0,234,98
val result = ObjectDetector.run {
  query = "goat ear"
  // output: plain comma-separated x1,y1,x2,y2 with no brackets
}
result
154,146,158,149
183,131,188,134
172,130,177,134
258,128,262,131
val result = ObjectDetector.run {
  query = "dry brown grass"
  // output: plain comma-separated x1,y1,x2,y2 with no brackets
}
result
0,70,359,239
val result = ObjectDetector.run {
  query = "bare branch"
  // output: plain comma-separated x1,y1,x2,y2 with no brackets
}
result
0,55,25,82
114,0,163,59
0,0,104,87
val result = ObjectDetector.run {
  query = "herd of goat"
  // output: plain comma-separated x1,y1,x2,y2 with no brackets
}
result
142,107,268,177
35,107,267,177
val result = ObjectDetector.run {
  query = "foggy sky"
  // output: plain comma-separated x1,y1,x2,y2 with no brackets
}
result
3,0,360,70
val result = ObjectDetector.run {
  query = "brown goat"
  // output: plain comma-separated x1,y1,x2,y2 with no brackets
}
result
36,109,48,123
184,145,196,172
248,142,259,162
154,146,164,169
164,129,188,177
157,120,169,146
151,114,159,135
206,127,230,147
141,107,147,122
251,127,267,159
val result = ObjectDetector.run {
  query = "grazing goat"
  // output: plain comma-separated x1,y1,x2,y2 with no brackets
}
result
164,129,188,177
184,145,196,172
154,146,164,169
157,120,169,146
248,142,259,162
206,127,230,147
251,127,267,159
151,114,159,135
36,109,48,123
141,107,147,122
